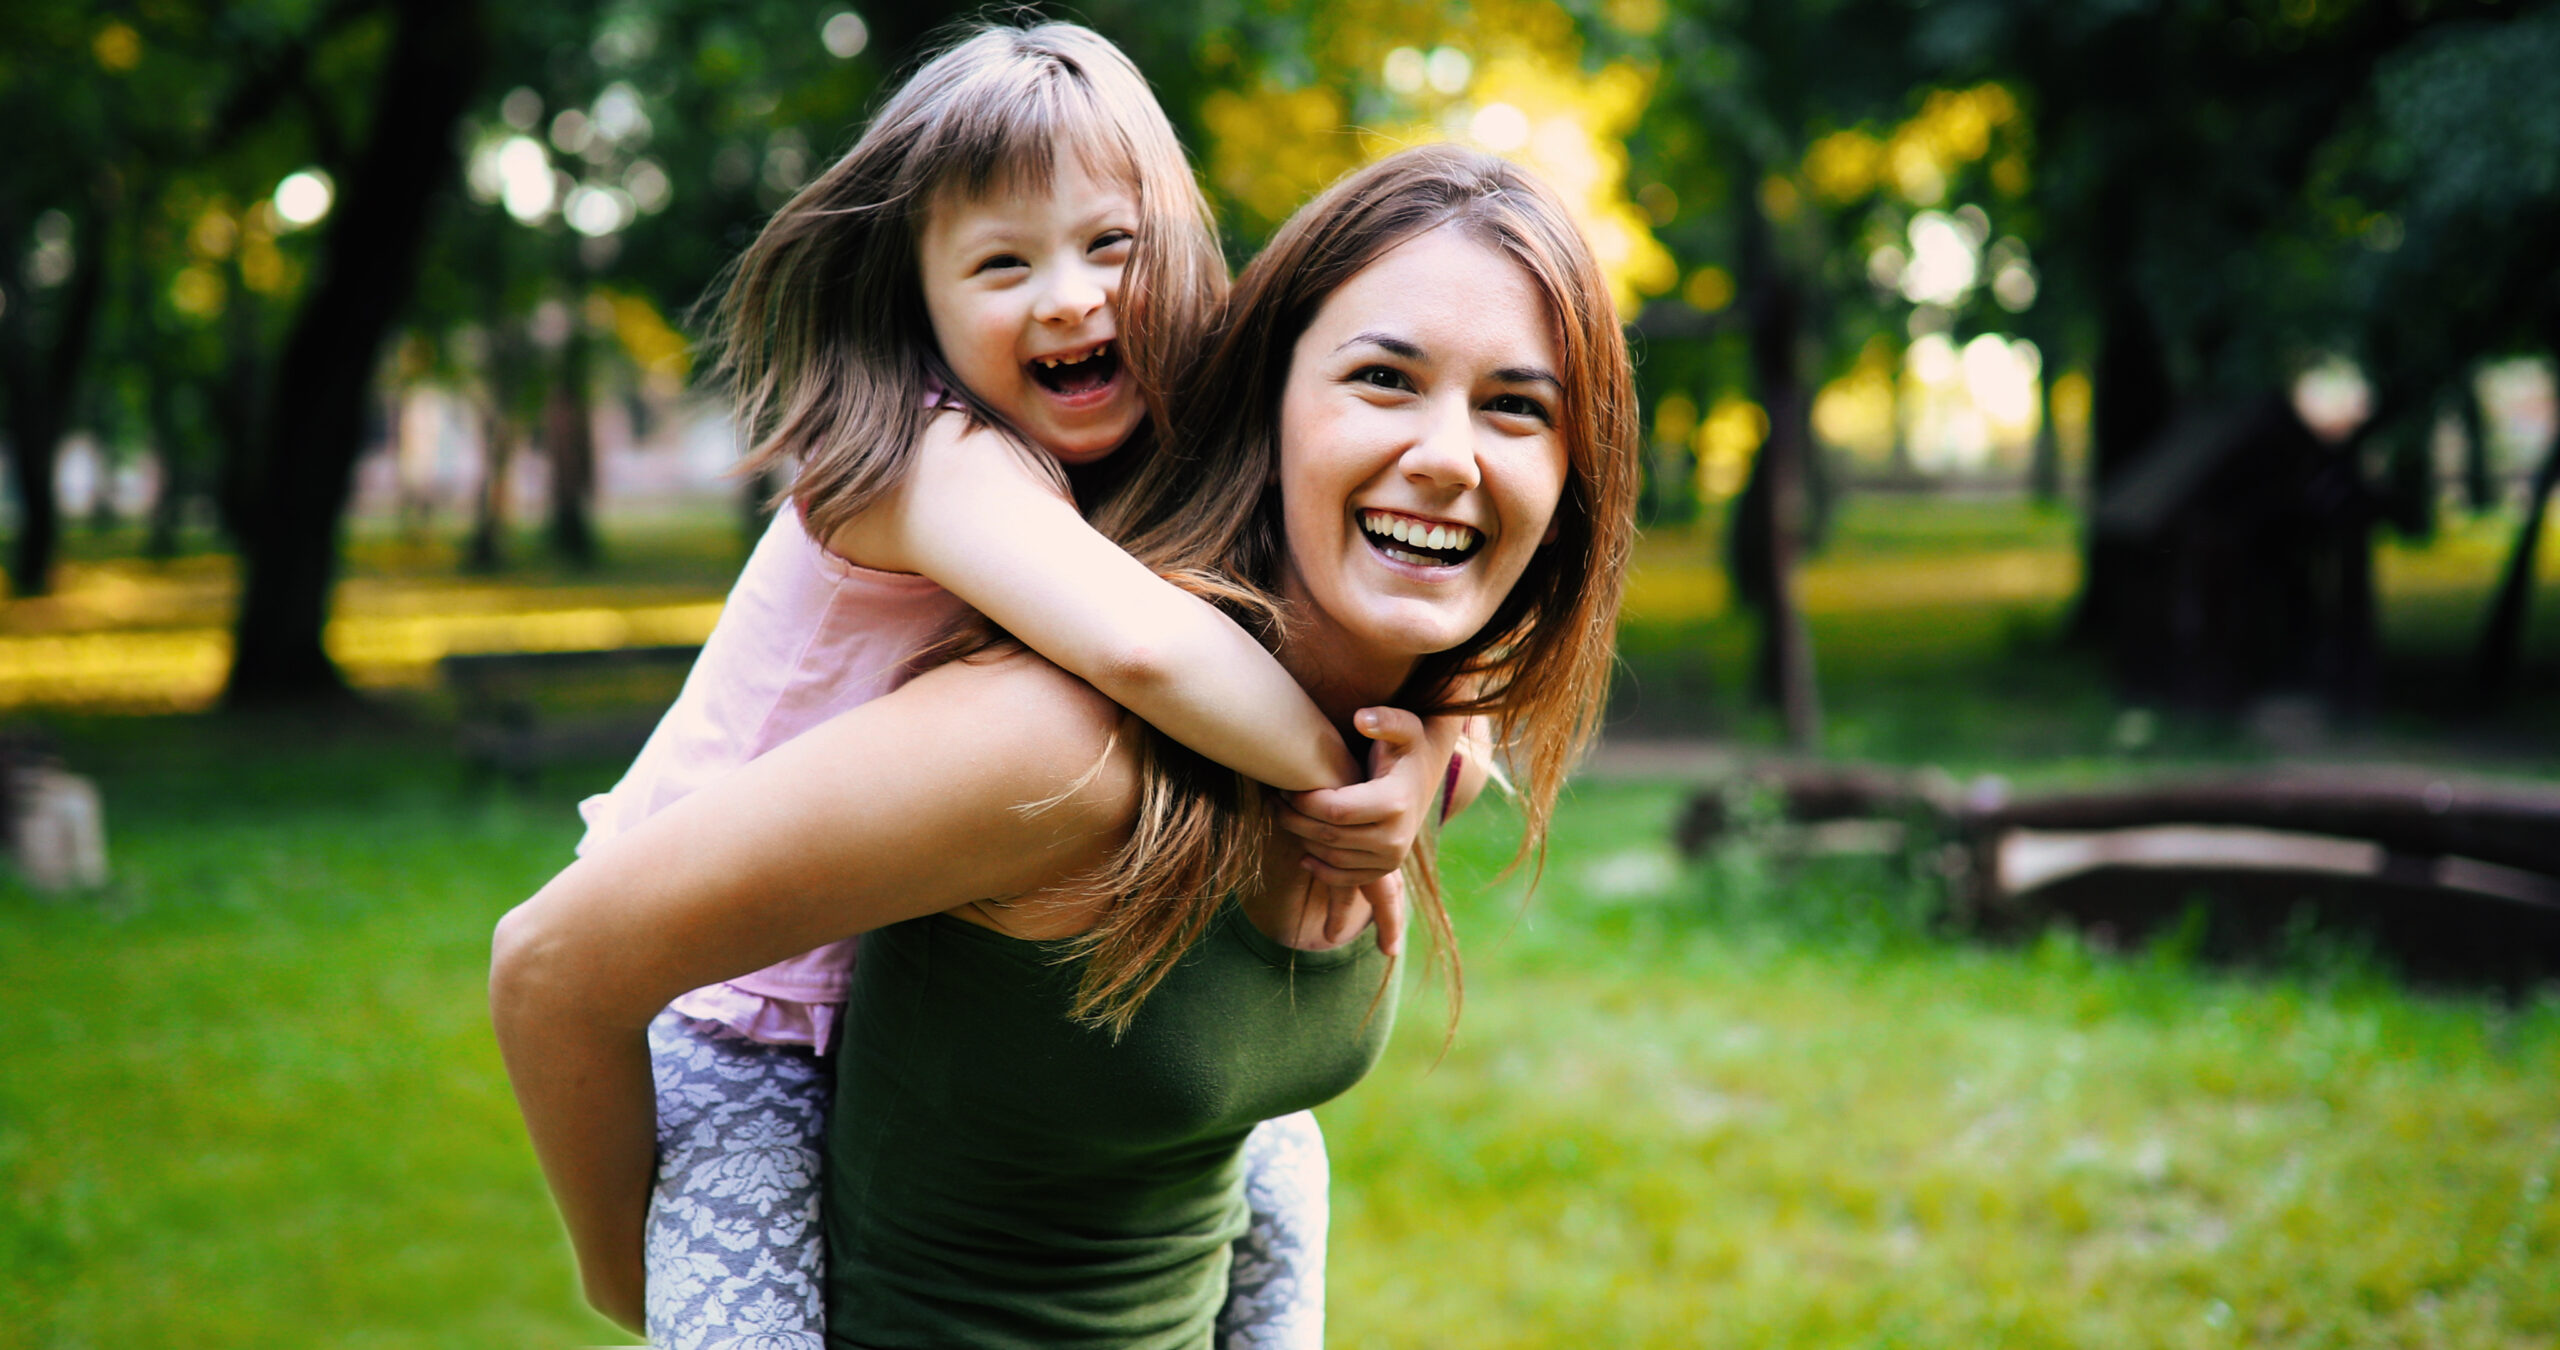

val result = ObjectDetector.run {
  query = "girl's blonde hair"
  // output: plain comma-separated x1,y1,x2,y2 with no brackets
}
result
1036,146,1640,1034
704,22,1226,537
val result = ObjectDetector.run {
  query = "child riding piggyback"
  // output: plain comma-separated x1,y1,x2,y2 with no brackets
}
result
535,21,1457,1349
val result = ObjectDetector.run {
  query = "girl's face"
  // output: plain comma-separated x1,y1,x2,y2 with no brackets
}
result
916,154,1144,464
1275,225,1572,690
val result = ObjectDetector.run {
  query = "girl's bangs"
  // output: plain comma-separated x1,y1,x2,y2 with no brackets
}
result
917,70,1139,206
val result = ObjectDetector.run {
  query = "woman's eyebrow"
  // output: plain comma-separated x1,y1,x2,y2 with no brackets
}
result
1334,332,1561,390
1497,365,1563,391
1336,331,1423,359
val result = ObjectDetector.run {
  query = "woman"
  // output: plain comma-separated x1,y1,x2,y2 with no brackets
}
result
492,144,1637,1347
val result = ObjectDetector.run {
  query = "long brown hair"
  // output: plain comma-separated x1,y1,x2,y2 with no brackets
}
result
701,21,1226,537
1040,146,1640,1034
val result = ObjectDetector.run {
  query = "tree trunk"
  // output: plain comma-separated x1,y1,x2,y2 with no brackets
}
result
0,200,110,598
2459,373,2495,513
223,0,485,708
2071,290,2175,645
468,404,516,572
543,320,598,567
2475,414,2560,700
2029,372,2063,505
210,272,266,549
1727,191,1821,751
143,376,195,560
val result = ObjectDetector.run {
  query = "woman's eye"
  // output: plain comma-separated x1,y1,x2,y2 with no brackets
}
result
1352,365,1412,392
1487,393,1552,424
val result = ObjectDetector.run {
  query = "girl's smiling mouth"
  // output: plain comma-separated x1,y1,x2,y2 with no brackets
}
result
1359,508,1482,568
1027,339,1120,401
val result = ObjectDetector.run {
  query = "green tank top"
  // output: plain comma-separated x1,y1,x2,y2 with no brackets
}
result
823,898,1398,1349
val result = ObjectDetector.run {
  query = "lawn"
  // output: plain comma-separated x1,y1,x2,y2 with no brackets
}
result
2,497,2557,1347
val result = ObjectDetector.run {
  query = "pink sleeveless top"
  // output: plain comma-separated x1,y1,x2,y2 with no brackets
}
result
576,504,967,1052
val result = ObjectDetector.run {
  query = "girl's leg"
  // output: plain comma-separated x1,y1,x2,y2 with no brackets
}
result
643,1009,832,1350
1217,1109,1329,1350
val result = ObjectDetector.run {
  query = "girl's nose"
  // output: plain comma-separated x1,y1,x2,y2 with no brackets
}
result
1033,262,1107,325
1402,395,1482,491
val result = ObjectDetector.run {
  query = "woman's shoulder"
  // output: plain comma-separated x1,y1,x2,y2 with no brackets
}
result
897,650,1144,830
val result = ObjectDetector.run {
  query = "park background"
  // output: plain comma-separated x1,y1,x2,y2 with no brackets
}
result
4,0,2559,1345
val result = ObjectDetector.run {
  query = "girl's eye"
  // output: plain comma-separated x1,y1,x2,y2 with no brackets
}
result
1352,365,1412,392
974,253,1027,274
1090,229,1134,255
1486,392,1552,424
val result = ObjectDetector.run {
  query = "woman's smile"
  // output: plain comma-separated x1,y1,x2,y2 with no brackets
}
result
1356,508,1484,568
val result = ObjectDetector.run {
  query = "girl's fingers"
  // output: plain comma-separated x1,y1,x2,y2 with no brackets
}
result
1322,884,1357,945
1275,802,1347,843
1353,706,1427,779
1283,782,1393,827
1299,853,1391,888
1367,873,1408,958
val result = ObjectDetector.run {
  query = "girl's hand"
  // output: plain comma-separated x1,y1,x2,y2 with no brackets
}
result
1280,707,1429,885
1299,872,1407,957
1282,707,1454,955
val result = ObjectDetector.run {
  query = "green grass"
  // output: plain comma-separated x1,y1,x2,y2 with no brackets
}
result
1,718,2553,1347
1330,788,2560,1348
4,495,2557,1345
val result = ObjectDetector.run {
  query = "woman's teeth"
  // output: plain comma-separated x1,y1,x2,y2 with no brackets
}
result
1359,510,1480,565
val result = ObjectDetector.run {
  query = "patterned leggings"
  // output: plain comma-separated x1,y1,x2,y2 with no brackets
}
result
643,1009,1327,1349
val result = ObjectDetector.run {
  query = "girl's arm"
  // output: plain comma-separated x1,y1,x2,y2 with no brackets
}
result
830,416,1362,792
490,654,1136,1329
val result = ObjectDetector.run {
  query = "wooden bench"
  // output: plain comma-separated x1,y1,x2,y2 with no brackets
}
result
440,645,703,786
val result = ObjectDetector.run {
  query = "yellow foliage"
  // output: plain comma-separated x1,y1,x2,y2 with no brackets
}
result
1758,174,1803,223
1682,265,1734,313
1887,134,1946,206
1653,392,1698,447
1813,338,1900,464
1804,130,1885,204
1202,83,1362,230
1991,152,2031,198
1202,1,1676,316
1604,0,1669,36
189,208,237,262
93,22,141,73
1695,396,1767,501
2049,369,2093,465
1873,83,2018,207
171,266,225,322
604,289,693,393
238,236,291,296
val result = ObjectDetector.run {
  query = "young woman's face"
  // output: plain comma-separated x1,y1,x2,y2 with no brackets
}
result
915,154,1144,464
1275,225,1572,682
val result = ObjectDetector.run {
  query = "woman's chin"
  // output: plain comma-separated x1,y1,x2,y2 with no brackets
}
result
1335,601,1485,665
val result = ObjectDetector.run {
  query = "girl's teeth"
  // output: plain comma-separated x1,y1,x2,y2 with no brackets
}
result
1426,526,1447,549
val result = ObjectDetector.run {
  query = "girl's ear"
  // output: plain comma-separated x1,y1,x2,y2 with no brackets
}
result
1541,519,1561,545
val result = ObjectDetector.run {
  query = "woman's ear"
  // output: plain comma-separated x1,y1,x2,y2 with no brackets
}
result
1541,519,1561,545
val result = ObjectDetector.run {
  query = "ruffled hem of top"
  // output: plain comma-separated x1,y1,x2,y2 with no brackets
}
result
666,981,842,1054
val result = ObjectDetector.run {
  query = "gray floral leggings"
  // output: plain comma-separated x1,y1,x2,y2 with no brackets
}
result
643,1009,1327,1349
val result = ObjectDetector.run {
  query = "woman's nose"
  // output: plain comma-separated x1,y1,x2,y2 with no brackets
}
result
1032,261,1107,325
1402,395,1482,491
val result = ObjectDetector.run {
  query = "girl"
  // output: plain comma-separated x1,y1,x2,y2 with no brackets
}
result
566,23,1453,1348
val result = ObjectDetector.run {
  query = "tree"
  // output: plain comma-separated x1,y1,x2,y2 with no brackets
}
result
223,0,487,705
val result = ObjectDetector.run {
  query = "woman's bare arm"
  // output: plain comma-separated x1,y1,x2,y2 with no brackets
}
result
489,654,1136,1328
